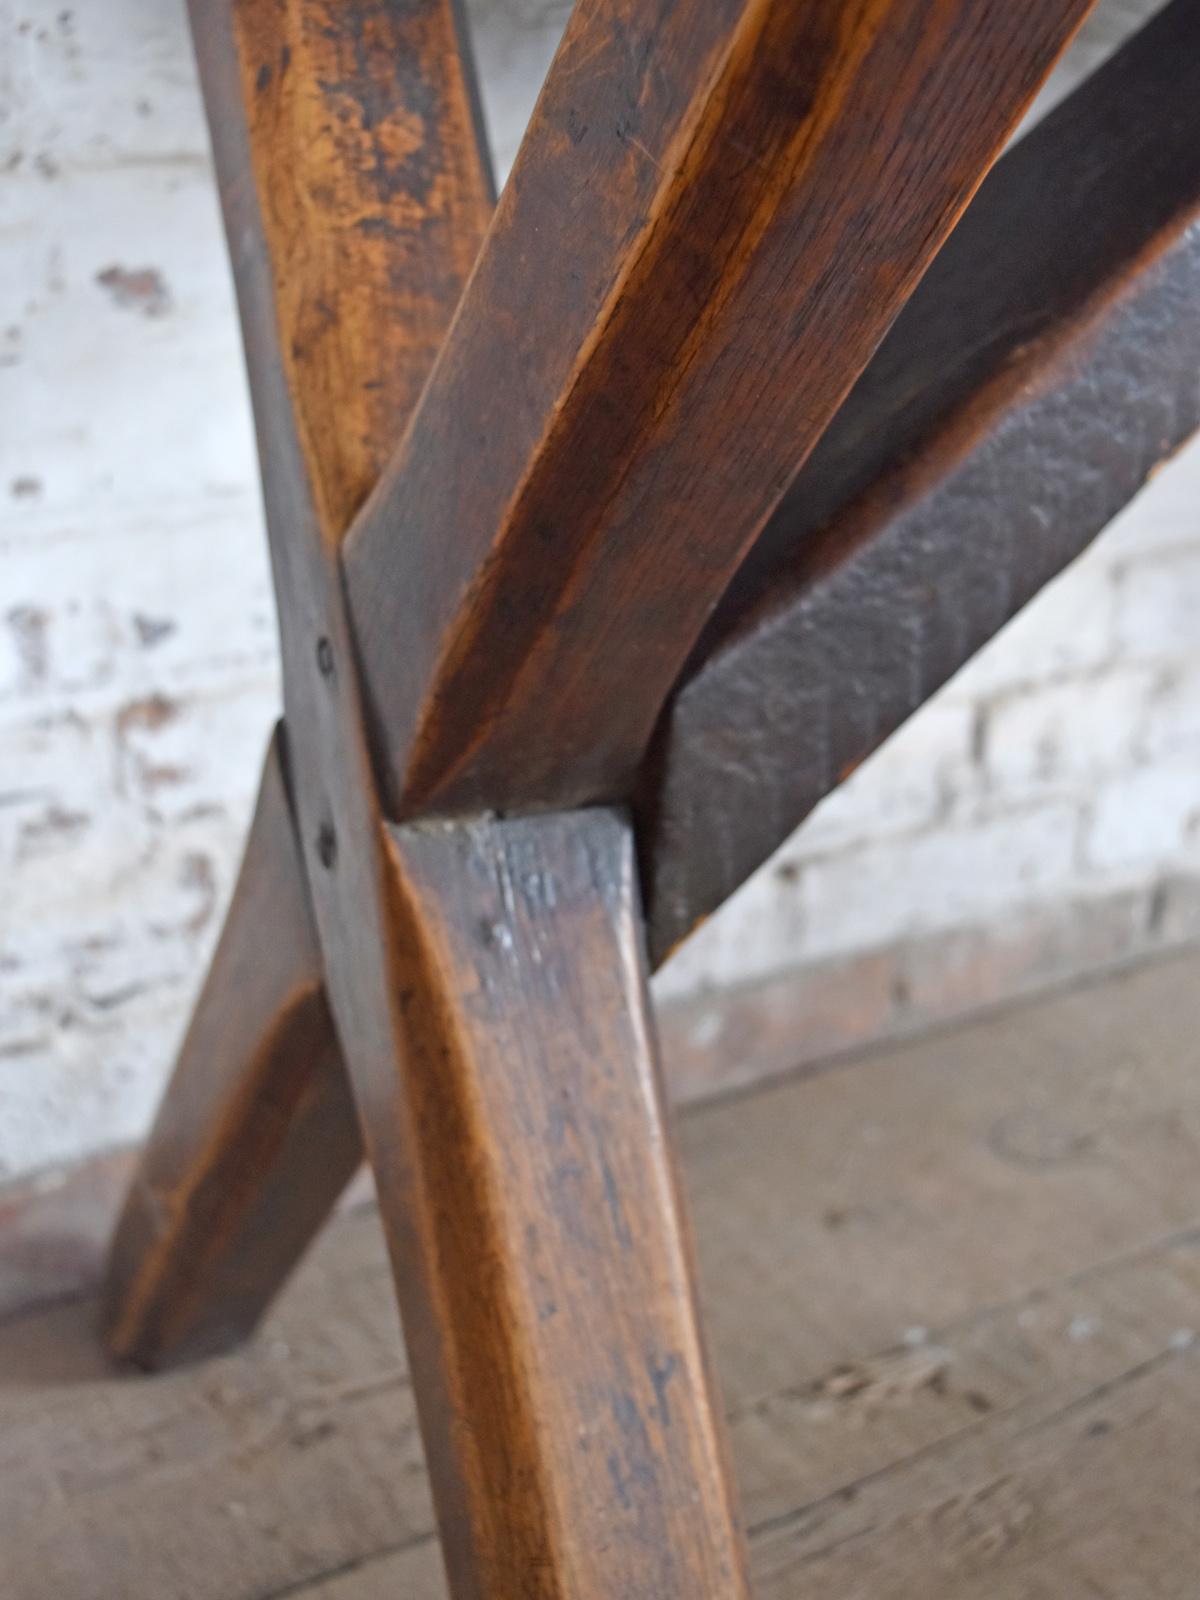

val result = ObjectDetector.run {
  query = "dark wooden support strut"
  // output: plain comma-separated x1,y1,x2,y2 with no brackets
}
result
103,729,358,1365
104,0,493,1363
640,0,1200,962
344,0,1095,819
366,809,748,1597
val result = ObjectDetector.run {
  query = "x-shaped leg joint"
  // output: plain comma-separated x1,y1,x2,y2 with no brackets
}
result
101,0,1200,1595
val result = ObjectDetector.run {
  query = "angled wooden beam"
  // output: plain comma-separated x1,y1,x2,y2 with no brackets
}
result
102,728,359,1366
640,0,1200,963
103,0,494,1367
212,0,496,548
366,809,749,1597
343,0,1095,820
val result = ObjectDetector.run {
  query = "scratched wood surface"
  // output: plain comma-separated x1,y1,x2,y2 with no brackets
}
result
4,948,1200,1597
144,8,755,1589
101,8,1110,1585
356,810,747,1598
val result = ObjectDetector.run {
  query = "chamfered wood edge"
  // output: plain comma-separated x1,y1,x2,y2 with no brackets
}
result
639,0,1200,964
342,0,1095,821
100,0,496,1370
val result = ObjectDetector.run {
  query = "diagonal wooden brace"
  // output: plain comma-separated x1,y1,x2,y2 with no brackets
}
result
104,0,494,1366
343,0,1097,819
106,0,1096,1376
641,0,1200,960
105,0,750,1591
103,726,359,1366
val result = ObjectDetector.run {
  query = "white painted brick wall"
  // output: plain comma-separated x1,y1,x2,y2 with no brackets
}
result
3,0,1197,1178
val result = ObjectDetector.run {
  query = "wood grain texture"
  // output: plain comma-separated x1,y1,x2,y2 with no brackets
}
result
104,0,493,1367
343,0,1094,820
102,728,360,1366
126,13,750,1587
351,808,749,1599
206,0,496,547
641,0,1200,962
197,0,494,932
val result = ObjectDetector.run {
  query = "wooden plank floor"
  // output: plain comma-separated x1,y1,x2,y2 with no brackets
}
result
4,950,1200,1597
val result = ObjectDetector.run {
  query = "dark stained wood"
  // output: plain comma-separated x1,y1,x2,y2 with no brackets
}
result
354,808,749,1599
102,729,360,1366
104,0,493,1368
640,0,1200,962
343,0,1095,820
710,0,1200,633
199,0,495,901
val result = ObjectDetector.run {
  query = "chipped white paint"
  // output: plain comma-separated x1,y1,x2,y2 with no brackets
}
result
1,0,1197,1179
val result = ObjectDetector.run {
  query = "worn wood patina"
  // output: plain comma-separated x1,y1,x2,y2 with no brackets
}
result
95,0,1200,1595
641,0,1200,959
105,0,493,1364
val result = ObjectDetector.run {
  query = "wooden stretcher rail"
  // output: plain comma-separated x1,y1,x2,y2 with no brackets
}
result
343,0,1094,819
103,0,1120,1376
640,0,1200,963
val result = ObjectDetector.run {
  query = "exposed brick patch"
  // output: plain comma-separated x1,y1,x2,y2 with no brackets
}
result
95,265,172,317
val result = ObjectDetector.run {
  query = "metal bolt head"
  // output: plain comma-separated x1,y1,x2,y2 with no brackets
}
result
316,823,337,870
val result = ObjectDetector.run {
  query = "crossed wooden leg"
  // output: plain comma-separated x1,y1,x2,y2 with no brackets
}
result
103,729,360,1365
103,0,752,1589
100,0,1146,1593
365,808,747,1594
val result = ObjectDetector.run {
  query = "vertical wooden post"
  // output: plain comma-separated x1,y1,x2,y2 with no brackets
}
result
358,808,749,1599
